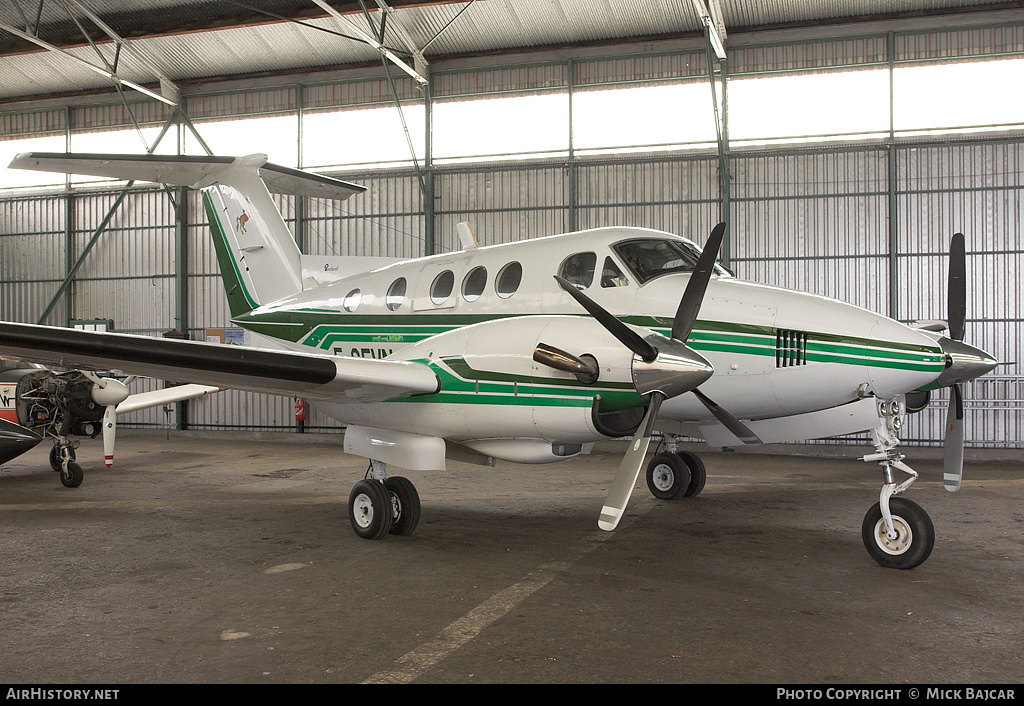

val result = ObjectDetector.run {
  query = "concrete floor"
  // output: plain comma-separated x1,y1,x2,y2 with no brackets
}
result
0,429,1021,685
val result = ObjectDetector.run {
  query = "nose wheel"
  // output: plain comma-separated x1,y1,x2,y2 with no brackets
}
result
862,497,935,570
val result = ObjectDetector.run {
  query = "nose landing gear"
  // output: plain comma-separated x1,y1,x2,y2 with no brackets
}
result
860,398,935,570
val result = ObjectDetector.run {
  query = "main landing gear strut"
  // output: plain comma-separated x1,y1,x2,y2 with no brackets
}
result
348,460,422,540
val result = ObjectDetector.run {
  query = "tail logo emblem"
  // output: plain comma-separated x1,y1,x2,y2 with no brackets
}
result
236,210,250,233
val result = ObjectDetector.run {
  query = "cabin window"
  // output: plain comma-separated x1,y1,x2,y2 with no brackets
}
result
462,266,487,302
496,262,522,299
558,252,596,289
386,278,406,311
601,257,629,288
343,288,361,312
430,270,455,305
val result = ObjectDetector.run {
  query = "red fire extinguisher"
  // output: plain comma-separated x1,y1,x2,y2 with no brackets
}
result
294,398,307,432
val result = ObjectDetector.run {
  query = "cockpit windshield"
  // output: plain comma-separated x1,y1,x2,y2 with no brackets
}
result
611,238,729,285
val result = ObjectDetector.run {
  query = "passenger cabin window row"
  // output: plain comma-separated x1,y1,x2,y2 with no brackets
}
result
342,239,706,312
344,261,524,312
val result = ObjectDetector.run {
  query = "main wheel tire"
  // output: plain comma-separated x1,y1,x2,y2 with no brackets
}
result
348,480,393,540
384,476,421,536
862,497,935,570
60,461,83,488
677,451,707,497
646,452,691,500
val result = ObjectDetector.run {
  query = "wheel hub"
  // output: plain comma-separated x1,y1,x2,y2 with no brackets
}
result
652,464,675,492
352,492,375,529
873,516,913,555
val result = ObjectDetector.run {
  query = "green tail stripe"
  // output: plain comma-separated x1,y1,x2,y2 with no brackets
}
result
203,191,257,318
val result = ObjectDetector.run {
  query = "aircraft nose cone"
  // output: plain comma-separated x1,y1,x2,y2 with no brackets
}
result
935,337,999,387
0,418,43,465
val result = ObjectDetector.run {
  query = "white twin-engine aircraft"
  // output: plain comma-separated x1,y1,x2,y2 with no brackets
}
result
2,152,998,570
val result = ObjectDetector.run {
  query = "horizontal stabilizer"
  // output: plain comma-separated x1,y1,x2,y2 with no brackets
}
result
8,152,365,201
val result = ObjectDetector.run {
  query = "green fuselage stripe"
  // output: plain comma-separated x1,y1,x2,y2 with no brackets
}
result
235,312,945,375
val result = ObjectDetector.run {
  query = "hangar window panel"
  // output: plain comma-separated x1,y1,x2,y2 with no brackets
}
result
728,68,890,144
67,126,179,187
0,134,67,190
893,57,1024,135
302,104,425,170
432,93,569,163
572,82,718,153
183,114,299,168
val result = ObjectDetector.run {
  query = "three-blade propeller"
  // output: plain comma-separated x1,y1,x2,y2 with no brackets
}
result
545,222,760,530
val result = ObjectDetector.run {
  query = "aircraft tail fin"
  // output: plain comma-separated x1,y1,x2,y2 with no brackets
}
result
8,153,366,317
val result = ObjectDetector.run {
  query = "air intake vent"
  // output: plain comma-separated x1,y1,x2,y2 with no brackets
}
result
776,329,808,367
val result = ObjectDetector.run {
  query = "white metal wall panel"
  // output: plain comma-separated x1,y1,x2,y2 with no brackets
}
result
70,189,176,333
0,108,66,138
435,166,568,250
303,174,424,258
434,63,568,98
896,141,1024,445
304,77,421,109
730,149,890,313
574,52,706,86
895,24,1024,61
575,157,718,237
0,194,67,324
729,36,889,74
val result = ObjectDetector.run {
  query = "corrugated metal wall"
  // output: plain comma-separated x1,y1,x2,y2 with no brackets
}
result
1,19,1022,446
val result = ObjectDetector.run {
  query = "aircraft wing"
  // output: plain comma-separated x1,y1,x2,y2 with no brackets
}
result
116,383,223,414
0,322,439,403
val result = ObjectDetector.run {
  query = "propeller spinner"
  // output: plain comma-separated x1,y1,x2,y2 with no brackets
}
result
543,222,760,530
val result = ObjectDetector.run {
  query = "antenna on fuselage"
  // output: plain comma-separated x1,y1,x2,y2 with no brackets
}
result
456,222,478,250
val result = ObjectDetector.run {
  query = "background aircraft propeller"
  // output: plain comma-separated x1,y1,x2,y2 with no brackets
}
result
83,372,133,468
546,222,760,530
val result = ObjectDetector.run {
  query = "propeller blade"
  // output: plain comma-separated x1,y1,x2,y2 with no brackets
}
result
943,383,965,492
598,392,664,531
947,233,966,342
692,388,761,445
102,405,117,468
671,222,727,343
554,275,658,362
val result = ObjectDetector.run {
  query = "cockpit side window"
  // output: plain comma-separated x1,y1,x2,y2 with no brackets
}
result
611,238,726,285
558,252,597,289
600,257,629,288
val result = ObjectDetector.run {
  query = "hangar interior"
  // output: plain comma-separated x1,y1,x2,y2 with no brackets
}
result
1,0,1022,451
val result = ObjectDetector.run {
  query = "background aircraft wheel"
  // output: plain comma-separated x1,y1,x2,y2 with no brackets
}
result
60,461,83,488
348,480,393,540
49,444,75,472
678,451,707,497
646,452,691,500
384,476,421,536
862,497,935,570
